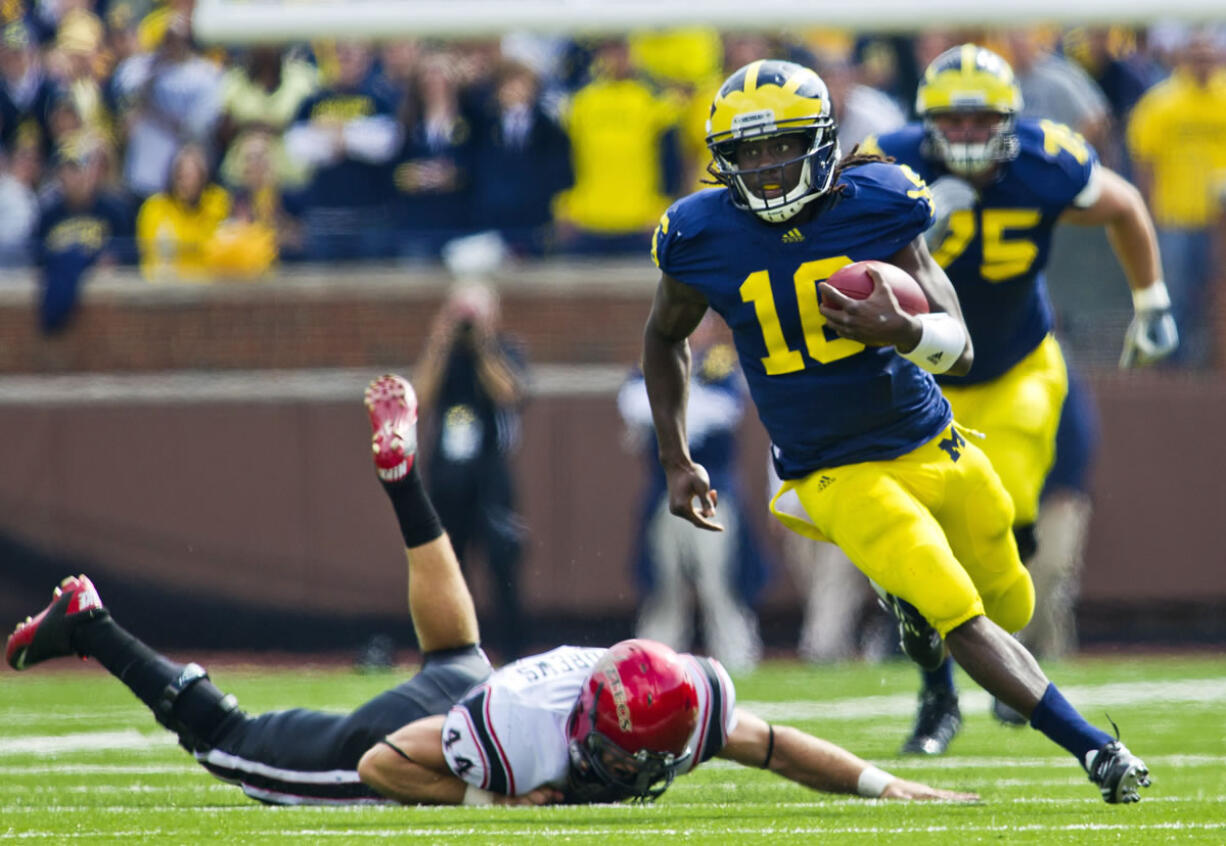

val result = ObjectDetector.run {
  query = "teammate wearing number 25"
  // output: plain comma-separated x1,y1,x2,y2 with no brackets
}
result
860,44,1177,754
642,58,1150,803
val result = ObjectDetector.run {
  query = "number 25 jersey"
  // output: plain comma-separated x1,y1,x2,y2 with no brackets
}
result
653,162,950,479
864,119,1099,384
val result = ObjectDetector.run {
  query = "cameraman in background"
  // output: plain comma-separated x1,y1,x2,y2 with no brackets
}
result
413,283,530,659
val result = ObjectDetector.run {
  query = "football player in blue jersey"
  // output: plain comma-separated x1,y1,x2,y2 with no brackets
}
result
641,58,1150,803
859,44,1177,755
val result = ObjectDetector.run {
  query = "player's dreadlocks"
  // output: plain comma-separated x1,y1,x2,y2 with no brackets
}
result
829,146,890,194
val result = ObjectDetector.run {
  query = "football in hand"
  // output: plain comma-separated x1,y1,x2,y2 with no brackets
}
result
824,261,929,315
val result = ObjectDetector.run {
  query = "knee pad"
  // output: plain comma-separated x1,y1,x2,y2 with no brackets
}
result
986,567,1036,635
156,663,241,752
1013,523,1038,563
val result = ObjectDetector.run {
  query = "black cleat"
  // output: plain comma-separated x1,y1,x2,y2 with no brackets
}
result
1086,740,1151,804
900,689,962,755
879,594,945,671
991,695,1028,726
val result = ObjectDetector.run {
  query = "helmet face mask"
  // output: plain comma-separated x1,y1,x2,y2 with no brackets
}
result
916,44,1023,177
706,60,840,223
564,639,699,803
566,722,690,802
924,110,1017,177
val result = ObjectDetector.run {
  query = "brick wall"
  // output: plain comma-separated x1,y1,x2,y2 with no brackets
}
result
0,261,657,374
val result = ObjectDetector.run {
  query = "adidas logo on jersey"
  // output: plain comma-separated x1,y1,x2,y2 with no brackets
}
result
781,228,805,244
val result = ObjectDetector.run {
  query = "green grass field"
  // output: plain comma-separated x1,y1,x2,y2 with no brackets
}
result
3,653,1224,844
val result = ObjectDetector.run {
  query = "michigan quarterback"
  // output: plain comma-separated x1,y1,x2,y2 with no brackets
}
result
860,44,1177,755
641,58,1150,803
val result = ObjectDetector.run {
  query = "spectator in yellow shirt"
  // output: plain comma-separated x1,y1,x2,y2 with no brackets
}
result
553,38,683,255
1127,29,1226,367
215,45,318,191
136,144,230,281
210,131,282,277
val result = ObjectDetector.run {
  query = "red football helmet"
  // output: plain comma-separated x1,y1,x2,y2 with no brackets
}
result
565,639,699,802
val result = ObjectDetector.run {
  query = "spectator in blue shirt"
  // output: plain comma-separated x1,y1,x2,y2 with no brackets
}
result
389,51,472,261
36,137,129,332
284,41,400,261
465,59,572,257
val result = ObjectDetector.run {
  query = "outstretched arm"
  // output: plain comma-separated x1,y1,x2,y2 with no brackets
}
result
1060,166,1162,292
1059,166,1177,367
718,708,979,801
642,273,722,531
357,716,561,806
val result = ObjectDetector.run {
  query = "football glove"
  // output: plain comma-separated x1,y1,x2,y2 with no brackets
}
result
1119,281,1179,368
923,175,978,249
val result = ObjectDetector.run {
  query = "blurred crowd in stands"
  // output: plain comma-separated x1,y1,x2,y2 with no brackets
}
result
1,2,1224,356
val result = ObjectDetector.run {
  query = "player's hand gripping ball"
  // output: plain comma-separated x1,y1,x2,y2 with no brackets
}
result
825,261,929,315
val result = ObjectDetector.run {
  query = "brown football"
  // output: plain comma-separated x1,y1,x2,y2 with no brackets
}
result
825,260,930,315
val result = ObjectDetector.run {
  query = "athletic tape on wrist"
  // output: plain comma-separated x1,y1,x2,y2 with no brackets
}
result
857,765,894,798
899,313,964,374
1132,280,1170,312
462,785,496,806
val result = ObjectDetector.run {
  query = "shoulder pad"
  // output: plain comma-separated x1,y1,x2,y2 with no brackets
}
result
1014,118,1098,205
652,189,725,274
862,123,926,161
841,161,934,219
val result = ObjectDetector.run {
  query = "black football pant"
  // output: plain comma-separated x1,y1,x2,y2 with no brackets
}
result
76,616,492,805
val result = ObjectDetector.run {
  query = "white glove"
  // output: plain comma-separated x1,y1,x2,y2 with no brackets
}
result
1119,282,1179,368
923,175,978,249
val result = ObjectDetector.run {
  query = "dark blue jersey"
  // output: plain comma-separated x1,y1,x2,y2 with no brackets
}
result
292,75,399,208
37,192,129,262
654,162,951,479
36,191,130,332
868,120,1097,384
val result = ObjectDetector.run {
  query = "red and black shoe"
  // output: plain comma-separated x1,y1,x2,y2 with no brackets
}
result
364,374,418,483
6,575,107,671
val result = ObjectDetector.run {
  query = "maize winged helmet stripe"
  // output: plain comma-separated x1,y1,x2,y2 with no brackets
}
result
707,62,827,138
916,43,1021,115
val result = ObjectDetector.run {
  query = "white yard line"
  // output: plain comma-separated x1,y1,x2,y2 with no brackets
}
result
0,730,178,757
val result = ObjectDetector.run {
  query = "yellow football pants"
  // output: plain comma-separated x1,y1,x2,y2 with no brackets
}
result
940,334,1069,527
770,424,1034,637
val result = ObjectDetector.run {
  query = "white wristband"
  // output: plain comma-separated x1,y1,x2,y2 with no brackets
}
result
857,765,895,798
899,312,965,374
1132,280,1170,312
462,785,496,805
